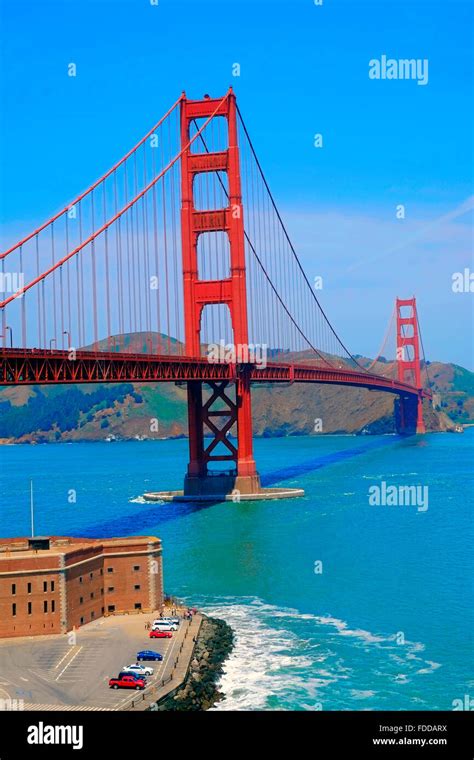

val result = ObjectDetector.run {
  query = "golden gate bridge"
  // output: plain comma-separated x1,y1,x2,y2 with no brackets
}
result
0,88,431,500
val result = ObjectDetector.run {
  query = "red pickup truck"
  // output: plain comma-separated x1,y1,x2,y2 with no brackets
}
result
109,675,146,690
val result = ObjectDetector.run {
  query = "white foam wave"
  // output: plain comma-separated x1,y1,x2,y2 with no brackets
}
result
415,661,442,675
199,597,442,711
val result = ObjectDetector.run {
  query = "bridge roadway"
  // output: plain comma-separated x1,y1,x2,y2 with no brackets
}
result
0,348,430,399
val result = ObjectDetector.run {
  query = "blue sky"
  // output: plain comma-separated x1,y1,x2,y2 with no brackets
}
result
0,0,473,367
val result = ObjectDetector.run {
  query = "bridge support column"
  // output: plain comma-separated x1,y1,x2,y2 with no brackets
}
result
396,394,426,435
183,373,261,498
186,381,205,478
416,394,426,435
396,297,426,435
235,369,258,479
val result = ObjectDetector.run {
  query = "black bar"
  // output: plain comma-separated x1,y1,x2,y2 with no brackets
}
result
0,710,472,758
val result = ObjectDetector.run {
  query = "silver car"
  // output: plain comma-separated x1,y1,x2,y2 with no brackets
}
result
122,663,154,677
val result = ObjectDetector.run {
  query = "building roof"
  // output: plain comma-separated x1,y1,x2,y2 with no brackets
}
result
0,535,161,560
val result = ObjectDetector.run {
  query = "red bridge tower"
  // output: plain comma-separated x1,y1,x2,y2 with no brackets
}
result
180,89,261,497
396,297,426,434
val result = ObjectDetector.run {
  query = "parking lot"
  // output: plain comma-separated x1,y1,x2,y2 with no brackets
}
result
0,613,189,711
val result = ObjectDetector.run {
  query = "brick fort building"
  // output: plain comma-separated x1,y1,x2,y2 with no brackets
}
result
0,536,163,638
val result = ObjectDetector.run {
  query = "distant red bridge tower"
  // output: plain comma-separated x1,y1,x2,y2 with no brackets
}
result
396,297,426,435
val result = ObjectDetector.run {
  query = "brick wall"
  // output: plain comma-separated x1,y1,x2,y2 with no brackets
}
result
0,555,62,638
65,550,105,630
102,539,163,615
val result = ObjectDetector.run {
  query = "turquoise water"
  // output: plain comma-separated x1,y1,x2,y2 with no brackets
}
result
0,432,472,710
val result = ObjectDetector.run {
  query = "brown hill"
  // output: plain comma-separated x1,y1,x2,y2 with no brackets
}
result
0,334,468,443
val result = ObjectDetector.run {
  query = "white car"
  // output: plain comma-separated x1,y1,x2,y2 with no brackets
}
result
122,663,154,677
163,617,180,626
153,617,180,626
152,621,178,632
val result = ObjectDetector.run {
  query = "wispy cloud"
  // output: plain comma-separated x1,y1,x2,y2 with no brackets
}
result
346,196,474,273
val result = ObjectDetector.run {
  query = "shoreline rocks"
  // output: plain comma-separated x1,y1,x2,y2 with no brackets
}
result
152,616,234,711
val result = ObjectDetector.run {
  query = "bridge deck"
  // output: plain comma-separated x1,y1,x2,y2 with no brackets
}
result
0,349,429,398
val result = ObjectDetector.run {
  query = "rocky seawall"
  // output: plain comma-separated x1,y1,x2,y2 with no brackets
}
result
152,616,234,711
